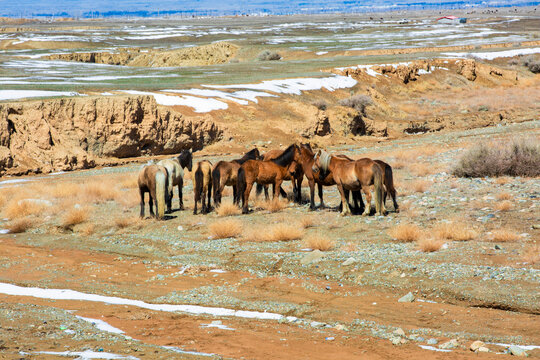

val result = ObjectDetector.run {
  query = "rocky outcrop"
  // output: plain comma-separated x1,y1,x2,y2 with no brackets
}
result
0,95,222,175
457,59,477,81
302,110,331,137
45,42,238,67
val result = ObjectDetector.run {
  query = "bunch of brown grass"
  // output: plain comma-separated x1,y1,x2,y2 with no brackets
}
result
245,224,303,242
82,180,119,203
114,216,142,229
304,235,335,251
78,223,96,236
49,182,80,199
209,219,243,239
417,237,445,252
522,244,540,264
491,229,520,242
4,199,48,219
495,177,511,185
338,94,372,114
119,177,138,189
388,223,422,242
342,242,358,252
261,198,288,213
411,180,431,193
215,202,241,217
496,192,512,201
409,163,433,176
299,216,316,229
494,201,513,212
434,222,477,241
62,207,90,228
7,218,33,233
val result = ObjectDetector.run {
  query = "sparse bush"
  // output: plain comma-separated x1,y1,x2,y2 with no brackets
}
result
4,199,48,220
491,229,520,242
257,50,281,61
417,237,444,252
304,235,335,251
496,192,512,200
215,202,241,217
388,224,422,242
508,58,519,66
411,180,431,193
7,218,33,233
453,139,540,178
339,94,373,114
522,244,540,264
434,222,477,241
114,216,142,229
300,216,316,229
209,219,243,239
62,207,89,228
312,99,327,111
79,223,96,236
494,200,513,212
259,198,288,213
522,56,540,73
244,224,303,242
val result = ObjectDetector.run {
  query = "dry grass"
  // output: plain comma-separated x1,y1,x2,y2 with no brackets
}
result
209,219,243,239
82,180,119,203
49,182,80,198
304,235,335,251
409,163,434,176
522,244,540,264
417,238,445,252
496,192,512,201
494,201,513,212
62,207,90,228
299,216,316,229
495,177,511,185
119,176,138,189
7,218,33,233
411,180,432,193
4,199,48,219
388,223,422,242
434,222,477,241
114,216,142,229
78,223,96,236
215,202,241,217
342,242,358,252
245,223,303,242
257,198,288,213
491,229,521,242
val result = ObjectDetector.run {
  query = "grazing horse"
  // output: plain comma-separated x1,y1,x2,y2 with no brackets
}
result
157,149,193,213
212,148,261,206
298,143,361,211
193,160,213,215
260,148,304,203
313,150,385,216
138,164,169,219
237,144,300,214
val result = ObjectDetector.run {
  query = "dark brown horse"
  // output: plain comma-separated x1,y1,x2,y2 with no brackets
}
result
193,160,213,215
138,164,168,219
313,150,385,216
298,143,361,211
260,148,304,203
237,144,300,214
212,148,261,206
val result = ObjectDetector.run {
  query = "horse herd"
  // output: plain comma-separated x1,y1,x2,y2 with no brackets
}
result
137,144,399,219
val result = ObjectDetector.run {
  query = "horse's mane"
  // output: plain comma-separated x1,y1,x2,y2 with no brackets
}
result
318,150,332,173
235,148,260,164
300,143,314,156
177,150,191,167
271,144,297,167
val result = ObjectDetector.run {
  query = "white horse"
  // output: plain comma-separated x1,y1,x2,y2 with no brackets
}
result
157,150,192,213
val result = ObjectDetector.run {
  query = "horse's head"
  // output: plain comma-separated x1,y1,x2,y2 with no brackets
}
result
178,149,193,172
292,144,301,163
312,149,322,174
312,149,330,178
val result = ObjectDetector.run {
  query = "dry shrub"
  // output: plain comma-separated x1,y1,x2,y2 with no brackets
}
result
49,182,80,199
257,50,281,61
417,238,444,252
7,218,32,233
494,201,513,212
453,139,540,178
434,222,477,241
119,177,138,189
215,202,241,217
245,224,303,242
62,207,90,228
299,216,316,229
312,99,328,111
411,180,431,193
389,223,422,242
496,192,512,200
409,163,433,176
4,199,48,219
522,244,540,264
209,219,243,239
339,94,372,114
495,177,511,185
78,223,96,236
304,234,335,251
81,180,119,203
491,229,520,242
260,198,288,213
114,216,142,229
523,56,540,73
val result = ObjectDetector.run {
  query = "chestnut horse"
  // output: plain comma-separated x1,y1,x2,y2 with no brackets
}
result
237,144,300,214
193,160,213,215
375,160,399,212
313,150,385,216
298,143,361,211
212,148,261,206
138,164,168,219
157,149,192,213
260,148,304,203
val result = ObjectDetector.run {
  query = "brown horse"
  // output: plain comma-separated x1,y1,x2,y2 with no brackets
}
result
259,148,304,203
193,160,213,215
313,150,385,216
157,149,192,213
212,148,261,206
298,143,361,211
237,144,300,214
138,164,168,219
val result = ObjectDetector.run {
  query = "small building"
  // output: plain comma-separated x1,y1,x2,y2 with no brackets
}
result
436,16,467,24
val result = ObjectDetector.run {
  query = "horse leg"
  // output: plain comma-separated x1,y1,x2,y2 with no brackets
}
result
178,180,184,210
139,189,145,218
318,183,325,208
337,184,351,216
295,176,302,203
389,186,399,213
264,185,269,201
206,183,212,213
149,194,155,217
193,190,199,215
308,179,316,210
274,179,283,200
362,188,372,216
232,185,238,205
242,182,254,214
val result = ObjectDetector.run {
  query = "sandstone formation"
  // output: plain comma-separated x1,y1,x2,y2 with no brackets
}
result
301,110,331,137
0,95,222,175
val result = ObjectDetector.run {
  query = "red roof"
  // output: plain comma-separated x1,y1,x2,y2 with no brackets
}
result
437,16,459,20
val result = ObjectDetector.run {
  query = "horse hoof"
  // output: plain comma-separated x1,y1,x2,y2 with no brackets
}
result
242,209,249,214
395,208,400,213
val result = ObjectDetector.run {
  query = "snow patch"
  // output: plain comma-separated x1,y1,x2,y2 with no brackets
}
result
0,90,81,101
120,90,228,112
419,345,452,352
34,350,138,359
76,316,124,334
443,47,540,60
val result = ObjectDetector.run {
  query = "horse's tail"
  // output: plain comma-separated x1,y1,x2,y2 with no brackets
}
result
373,164,385,216
155,170,166,219
237,166,246,202
212,166,221,205
194,166,204,203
